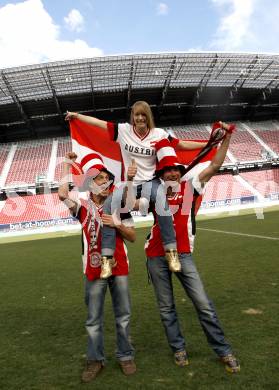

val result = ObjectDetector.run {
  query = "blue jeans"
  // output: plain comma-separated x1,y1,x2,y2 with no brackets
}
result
84,275,135,362
102,178,176,256
147,253,233,357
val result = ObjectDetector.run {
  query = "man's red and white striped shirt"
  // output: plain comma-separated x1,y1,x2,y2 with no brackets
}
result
145,162,209,257
74,199,133,281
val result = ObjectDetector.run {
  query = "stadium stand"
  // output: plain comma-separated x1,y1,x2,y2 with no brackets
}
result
202,174,254,203
5,140,52,186
168,124,210,140
254,131,279,156
225,125,264,162
0,193,72,225
54,137,72,183
248,122,279,156
239,170,279,198
0,144,10,175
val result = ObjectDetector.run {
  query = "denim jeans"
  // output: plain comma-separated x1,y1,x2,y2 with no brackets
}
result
84,275,135,362
101,178,176,256
147,253,233,357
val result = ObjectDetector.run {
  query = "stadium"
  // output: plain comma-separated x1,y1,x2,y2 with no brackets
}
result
1,52,279,389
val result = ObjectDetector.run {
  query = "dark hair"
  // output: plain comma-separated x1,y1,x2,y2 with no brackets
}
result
157,165,185,178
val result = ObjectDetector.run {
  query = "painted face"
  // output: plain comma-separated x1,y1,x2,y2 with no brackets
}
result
162,167,182,182
133,109,148,132
89,171,111,196
162,167,182,194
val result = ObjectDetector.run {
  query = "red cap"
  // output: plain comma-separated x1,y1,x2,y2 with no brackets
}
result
154,139,186,176
71,153,114,188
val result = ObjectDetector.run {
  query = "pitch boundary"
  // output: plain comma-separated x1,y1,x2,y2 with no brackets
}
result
197,227,279,240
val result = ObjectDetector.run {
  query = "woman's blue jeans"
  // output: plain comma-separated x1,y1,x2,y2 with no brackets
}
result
101,178,177,256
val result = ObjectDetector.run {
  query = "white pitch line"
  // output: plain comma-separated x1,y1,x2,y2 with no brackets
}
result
197,228,279,241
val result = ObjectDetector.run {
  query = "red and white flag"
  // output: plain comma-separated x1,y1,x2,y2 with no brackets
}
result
70,119,216,184
176,141,217,166
70,119,123,183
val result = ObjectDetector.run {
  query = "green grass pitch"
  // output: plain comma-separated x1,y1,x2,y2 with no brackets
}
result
0,210,278,389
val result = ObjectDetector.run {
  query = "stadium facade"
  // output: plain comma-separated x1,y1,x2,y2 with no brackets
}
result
1,52,279,141
0,52,278,236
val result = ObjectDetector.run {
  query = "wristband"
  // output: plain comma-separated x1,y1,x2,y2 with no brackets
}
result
226,124,236,134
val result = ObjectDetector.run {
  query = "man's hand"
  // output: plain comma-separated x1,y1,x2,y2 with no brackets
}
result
64,152,77,164
65,111,78,121
127,159,137,181
219,121,236,134
102,213,121,227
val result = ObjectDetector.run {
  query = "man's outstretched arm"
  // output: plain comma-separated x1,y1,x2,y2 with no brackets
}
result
198,122,235,184
58,152,79,215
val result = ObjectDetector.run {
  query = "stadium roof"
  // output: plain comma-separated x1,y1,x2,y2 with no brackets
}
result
1,52,279,141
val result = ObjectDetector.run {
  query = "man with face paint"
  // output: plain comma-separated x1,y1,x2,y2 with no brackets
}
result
58,152,136,382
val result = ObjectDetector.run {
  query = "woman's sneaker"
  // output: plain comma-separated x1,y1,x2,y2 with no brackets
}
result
100,256,116,279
